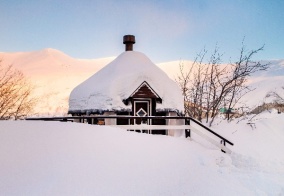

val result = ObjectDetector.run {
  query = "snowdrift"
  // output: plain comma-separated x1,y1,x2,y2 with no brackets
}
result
1,112,284,195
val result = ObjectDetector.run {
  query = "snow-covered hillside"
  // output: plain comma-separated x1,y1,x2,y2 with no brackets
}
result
0,49,114,115
0,111,283,195
0,49,283,115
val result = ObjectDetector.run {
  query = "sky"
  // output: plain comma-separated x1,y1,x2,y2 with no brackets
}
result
0,0,283,63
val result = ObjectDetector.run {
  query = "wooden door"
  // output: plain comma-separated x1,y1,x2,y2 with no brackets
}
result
134,101,149,125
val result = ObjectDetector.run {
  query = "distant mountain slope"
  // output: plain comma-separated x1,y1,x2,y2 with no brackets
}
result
0,49,283,115
0,49,114,115
0,48,114,76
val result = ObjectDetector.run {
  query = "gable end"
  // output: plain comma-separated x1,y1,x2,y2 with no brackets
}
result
130,81,160,99
123,81,162,105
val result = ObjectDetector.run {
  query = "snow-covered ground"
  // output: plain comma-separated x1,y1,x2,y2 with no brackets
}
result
1,111,283,195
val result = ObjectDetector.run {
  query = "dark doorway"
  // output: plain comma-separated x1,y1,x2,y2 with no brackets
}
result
134,100,150,125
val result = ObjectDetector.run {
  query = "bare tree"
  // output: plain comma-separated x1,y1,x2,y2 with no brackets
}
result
266,90,284,104
177,41,269,126
224,44,269,121
0,61,37,119
265,89,284,113
204,46,223,123
177,49,208,121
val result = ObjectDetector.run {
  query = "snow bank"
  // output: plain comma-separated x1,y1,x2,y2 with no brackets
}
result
69,51,184,113
1,118,284,195
213,111,284,163
210,112,284,195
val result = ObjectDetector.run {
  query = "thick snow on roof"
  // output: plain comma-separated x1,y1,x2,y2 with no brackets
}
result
69,51,184,113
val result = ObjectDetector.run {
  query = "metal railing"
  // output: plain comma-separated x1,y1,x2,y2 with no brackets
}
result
26,115,234,152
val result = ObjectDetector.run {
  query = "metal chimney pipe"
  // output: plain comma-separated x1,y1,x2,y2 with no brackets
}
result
123,35,135,51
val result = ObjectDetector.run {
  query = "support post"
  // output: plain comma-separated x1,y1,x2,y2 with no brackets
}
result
221,140,226,153
185,129,191,138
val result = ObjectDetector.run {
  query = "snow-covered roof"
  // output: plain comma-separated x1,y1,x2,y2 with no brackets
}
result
68,51,184,114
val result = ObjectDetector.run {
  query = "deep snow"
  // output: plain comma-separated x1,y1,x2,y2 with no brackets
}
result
0,111,283,195
69,51,184,113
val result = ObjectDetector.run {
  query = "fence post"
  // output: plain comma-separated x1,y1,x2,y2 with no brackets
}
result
221,140,226,153
185,118,191,138
185,129,191,138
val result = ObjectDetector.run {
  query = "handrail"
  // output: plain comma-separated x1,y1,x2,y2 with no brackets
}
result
26,116,190,120
189,117,234,146
26,115,234,146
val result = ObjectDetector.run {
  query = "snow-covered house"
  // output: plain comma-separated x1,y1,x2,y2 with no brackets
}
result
68,35,184,135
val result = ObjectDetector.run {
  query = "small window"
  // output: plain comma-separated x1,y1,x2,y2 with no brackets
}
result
136,108,147,117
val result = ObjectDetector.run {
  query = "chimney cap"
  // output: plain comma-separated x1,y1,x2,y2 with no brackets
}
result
123,35,135,51
123,35,135,44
